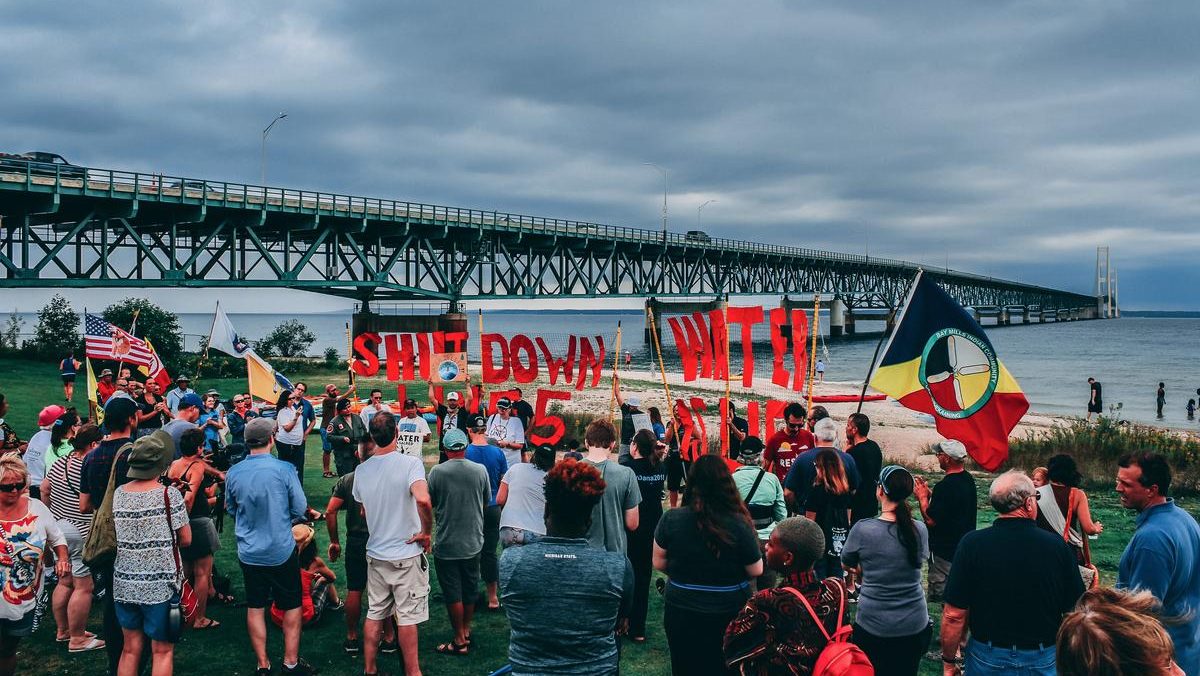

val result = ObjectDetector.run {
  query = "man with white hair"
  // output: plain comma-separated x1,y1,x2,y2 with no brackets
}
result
782,417,860,512
940,471,1083,676
613,375,651,463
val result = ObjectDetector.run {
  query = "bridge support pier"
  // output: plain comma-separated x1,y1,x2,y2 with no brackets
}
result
644,297,725,344
999,309,1010,326
829,299,847,337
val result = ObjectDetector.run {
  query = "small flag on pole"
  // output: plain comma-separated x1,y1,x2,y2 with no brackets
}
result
84,313,154,367
869,271,1029,471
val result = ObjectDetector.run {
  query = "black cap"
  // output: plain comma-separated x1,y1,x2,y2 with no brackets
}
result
470,414,487,429
403,398,418,408
335,397,352,411
496,397,512,409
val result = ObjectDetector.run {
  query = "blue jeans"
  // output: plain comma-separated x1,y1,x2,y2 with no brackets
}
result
966,638,1056,675
320,428,331,452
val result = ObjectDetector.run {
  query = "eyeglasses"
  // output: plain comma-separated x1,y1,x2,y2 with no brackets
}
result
786,422,804,430
0,482,25,493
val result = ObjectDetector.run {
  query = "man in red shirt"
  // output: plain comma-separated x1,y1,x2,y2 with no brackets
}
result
763,403,816,485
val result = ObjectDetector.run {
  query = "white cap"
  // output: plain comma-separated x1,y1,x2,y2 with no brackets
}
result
447,391,461,402
627,396,641,407
935,439,969,461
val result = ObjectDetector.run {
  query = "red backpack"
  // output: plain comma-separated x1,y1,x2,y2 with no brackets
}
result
784,582,874,676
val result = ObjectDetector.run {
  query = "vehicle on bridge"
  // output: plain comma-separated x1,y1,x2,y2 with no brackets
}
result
0,151,87,180
686,229,712,243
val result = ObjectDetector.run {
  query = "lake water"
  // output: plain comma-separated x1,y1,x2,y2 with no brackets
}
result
19,310,1195,429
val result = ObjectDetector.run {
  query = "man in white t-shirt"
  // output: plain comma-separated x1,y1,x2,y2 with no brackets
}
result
396,398,431,459
352,411,433,676
485,397,526,467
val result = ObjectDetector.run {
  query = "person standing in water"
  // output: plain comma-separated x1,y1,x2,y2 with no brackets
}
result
1157,382,1166,419
1086,378,1103,422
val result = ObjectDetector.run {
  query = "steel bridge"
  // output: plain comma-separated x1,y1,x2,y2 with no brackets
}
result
0,159,1097,322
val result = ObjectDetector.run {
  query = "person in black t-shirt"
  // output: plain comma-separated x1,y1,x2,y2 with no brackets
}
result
1087,377,1103,421
135,379,170,436
914,439,977,664
940,471,1084,674
845,413,882,525
509,388,535,435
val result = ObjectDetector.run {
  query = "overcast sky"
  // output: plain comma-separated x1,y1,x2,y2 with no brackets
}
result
4,1,1198,311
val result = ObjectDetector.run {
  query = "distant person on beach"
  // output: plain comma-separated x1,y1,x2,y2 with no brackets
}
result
1116,452,1200,675
60,352,81,401
1087,377,1103,421
1189,399,1196,419
1157,382,1166,418
815,358,825,383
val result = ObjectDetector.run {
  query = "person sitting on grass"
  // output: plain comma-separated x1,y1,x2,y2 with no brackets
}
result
271,525,337,629
500,458,634,676
724,517,851,675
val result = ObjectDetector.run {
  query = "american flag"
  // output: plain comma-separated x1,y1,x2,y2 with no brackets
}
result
84,313,153,367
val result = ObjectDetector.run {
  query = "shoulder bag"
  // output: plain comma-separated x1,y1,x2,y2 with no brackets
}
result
162,486,198,641
81,443,133,568
743,469,776,530
1064,488,1100,589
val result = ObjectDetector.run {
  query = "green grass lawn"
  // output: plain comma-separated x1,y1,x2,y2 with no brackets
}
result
1,356,1195,675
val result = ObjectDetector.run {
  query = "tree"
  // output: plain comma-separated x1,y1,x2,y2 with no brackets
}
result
33,294,80,358
0,311,23,351
102,298,184,372
257,319,316,358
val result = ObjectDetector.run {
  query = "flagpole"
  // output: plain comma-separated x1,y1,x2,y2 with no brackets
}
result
646,306,674,417
608,321,622,420
858,269,924,413
477,309,485,413
806,294,821,412
345,321,355,396
723,299,731,452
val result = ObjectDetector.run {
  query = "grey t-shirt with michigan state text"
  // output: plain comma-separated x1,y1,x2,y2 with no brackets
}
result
583,459,642,553
500,537,634,675
427,458,490,560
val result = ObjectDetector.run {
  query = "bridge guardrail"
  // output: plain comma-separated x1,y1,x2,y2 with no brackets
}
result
0,159,1089,300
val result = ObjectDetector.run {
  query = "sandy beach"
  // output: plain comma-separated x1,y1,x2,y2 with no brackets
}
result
511,367,1064,472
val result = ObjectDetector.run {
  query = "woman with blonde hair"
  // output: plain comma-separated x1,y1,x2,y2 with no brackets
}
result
804,448,852,578
1057,586,1184,675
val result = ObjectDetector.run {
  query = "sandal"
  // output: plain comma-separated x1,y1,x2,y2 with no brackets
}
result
58,631,96,643
435,641,470,656
322,471,336,478
211,592,237,606
193,618,221,630
68,637,106,653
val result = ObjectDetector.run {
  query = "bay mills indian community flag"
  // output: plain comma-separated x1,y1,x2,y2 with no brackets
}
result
869,271,1029,471
207,303,293,402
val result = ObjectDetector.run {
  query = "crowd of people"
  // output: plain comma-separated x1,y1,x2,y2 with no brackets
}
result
0,363,1198,676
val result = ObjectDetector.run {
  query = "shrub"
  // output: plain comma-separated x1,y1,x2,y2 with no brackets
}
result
256,319,316,358
324,347,340,369
1008,416,1200,493
0,311,23,353
33,294,80,359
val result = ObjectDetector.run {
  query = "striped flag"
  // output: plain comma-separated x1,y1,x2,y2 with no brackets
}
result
138,338,173,390
869,271,1029,470
84,313,153,367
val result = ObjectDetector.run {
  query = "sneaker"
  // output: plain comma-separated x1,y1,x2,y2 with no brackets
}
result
330,600,345,611
343,638,362,654
256,668,273,676
281,659,319,675
379,640,398,654
847,587,860,604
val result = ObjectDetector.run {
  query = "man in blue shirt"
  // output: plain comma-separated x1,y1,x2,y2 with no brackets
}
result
466,414,509,611
1117,452,1200,676
225,417,315,676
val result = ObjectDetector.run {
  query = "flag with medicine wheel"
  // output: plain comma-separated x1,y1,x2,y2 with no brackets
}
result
869,271,1029,471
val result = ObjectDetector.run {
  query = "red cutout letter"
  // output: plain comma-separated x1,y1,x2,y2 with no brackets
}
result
481,333,510,384
351,332,381,377
727,306,764,388
529,389,572,446
509,334,539,384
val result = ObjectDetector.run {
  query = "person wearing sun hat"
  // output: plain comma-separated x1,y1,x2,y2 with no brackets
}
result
725,516,852,674
165,374,195,415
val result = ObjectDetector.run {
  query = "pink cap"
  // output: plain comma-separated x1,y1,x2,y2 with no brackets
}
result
38,405,66,427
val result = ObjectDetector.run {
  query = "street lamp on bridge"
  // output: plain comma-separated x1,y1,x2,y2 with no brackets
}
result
643,162,668,236
261,112,288,185
698,199,717,226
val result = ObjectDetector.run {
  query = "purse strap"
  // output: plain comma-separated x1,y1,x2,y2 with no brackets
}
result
1065,488,1094,566
162,487,183,592
782,579,846,643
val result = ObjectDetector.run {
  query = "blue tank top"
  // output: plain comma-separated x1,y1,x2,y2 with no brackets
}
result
60,357,76,376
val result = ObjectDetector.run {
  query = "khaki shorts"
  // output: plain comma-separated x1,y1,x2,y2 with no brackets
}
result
928,554,952,601
366,554,429,625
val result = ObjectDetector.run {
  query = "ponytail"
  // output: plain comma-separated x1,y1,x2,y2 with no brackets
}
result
893,497,921,569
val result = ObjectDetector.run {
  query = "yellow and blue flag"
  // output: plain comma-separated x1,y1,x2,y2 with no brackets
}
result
870,271,1028,471
246,352,293,404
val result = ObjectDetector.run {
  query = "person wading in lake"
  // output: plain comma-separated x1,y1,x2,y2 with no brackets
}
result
1157,382,1166,418
1087,377,1103,422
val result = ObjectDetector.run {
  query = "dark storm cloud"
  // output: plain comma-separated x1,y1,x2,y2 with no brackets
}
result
3,0,1199,308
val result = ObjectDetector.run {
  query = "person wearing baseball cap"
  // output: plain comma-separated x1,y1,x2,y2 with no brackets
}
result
162,393,203,459
428,383,475,464
225,416,317,675
319,382,355,478
485,396,525,468
395,398,431,460
21,405,66,499
730,435,786,592
326,397,366,477
426,427,490,654
913,439,977,658
166,375,195,415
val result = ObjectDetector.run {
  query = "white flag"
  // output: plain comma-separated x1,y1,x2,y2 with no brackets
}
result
207,304,255,359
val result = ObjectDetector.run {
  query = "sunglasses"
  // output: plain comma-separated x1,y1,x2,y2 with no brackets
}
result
786,422,804,429
0,482,25,493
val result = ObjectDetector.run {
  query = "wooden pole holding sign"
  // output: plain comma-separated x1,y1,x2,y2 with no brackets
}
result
646,307,674,412
807,294,821,413
609,321,622,420
345,322,356,400
723,301,731,451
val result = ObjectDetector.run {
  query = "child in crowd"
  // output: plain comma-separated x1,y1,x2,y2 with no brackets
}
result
1031,466,1049,488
